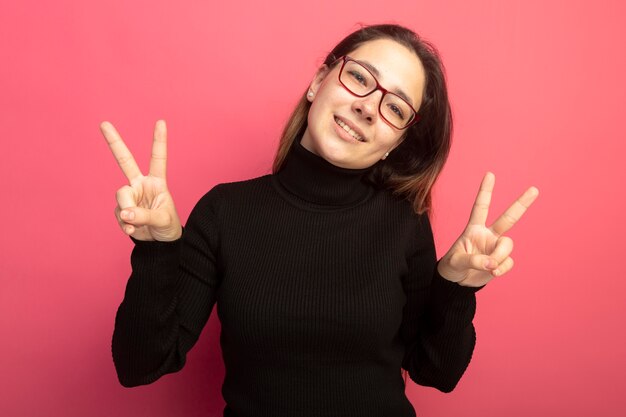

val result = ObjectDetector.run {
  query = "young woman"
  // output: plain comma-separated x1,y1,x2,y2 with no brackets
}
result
102,24,538,417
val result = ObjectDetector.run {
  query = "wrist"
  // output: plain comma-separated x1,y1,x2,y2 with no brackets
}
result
437,261,486,294
436,259,457,283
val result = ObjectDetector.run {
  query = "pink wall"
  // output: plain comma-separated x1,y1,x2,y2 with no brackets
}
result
1,0,624,416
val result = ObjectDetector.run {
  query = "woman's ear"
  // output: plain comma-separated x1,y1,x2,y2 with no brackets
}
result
382,133,408,160
307,64,330,102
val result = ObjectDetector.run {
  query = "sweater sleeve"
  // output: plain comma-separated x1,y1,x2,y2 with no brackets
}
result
400,213,484,393
111,187,222,387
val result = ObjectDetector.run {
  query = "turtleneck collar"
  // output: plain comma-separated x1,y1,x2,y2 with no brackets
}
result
274,137,376,208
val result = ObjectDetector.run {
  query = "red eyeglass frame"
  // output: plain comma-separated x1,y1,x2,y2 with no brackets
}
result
332,55,421,130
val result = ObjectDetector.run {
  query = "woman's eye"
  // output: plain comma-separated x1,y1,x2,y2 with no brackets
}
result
389,104,405,120
349,70,368,86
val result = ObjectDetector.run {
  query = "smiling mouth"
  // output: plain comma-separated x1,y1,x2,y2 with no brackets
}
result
334,117,365,142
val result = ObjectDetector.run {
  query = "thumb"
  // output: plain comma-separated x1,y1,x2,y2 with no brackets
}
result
450,252,498,272
120,206,171,228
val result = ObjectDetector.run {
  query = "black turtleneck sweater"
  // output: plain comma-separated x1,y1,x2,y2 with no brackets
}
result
112,138,482,417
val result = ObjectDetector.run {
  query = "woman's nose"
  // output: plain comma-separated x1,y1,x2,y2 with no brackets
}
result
352,92,382,123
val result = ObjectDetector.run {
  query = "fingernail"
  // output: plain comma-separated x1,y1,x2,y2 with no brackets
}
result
484,259,496,269
121,210,134,220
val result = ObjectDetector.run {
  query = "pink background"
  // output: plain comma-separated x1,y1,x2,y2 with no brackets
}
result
1,0,625,416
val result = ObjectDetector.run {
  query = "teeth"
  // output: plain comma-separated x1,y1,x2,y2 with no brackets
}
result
335,117,363,142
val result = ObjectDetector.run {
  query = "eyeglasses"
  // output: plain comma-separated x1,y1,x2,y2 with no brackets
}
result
334,56,420,130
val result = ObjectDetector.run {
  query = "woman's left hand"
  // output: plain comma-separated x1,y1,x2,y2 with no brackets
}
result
437,172,539,288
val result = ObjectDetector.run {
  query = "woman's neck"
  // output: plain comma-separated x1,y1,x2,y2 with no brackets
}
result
275,137,375,207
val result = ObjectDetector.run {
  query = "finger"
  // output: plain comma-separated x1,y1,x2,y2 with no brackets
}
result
450,252,498,273
116,185,138,210
149,120,167,179
467,172,495,227
488,236,514,263
101,121,143,182
490,186,539,236
493,256,514,277
114,206,135,235
120,206,171,228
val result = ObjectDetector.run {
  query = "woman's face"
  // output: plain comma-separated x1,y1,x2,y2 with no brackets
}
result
301,38,426,169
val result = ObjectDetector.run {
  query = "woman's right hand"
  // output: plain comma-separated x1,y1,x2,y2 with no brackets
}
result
101,120,182,242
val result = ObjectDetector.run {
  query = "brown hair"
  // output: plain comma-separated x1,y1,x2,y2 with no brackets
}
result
272,23,453,215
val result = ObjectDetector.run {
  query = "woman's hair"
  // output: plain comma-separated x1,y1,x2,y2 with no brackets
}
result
272,23,453,215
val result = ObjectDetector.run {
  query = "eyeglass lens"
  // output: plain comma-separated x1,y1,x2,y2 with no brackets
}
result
340,60,415,129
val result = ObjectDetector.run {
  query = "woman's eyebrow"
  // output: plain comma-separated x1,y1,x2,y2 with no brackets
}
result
359,59,415,108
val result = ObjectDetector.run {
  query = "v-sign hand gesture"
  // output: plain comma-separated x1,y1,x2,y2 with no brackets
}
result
437,172,539,288
101,120,182,242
